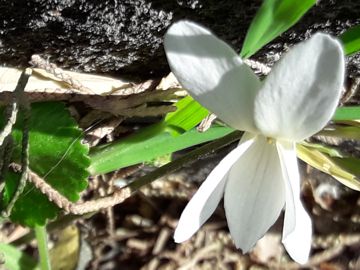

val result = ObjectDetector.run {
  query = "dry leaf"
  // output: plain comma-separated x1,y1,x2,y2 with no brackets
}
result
251,233,283,264
0,67,134,96
156,73,180,90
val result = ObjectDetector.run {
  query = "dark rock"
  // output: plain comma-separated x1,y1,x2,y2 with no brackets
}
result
0,0,359,80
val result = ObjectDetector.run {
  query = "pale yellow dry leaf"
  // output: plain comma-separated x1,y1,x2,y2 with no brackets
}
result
251,233,283,264
156,72,180,90
49,225,80,270
297,144,360,191
0,67,134,96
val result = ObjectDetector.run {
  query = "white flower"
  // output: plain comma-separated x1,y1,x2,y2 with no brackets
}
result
164,21,345,263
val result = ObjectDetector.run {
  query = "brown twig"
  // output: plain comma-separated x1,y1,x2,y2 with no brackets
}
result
197,113,217,132
340,77,360,105
9,130,242,217
30,55,92,93
244,58,271,76
10,163,132,215
1,68,32,217
0,69,32,146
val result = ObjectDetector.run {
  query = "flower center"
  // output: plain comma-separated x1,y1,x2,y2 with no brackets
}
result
266,137,275,144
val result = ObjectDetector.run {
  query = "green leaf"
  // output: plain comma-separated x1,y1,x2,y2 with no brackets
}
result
89,124,233,174
333,106,360,121
165,95,208,135
0,242,40,270
297,144,360,191
90,96,219,174
1,102,90,227
339,24,360,55
240,0,315,58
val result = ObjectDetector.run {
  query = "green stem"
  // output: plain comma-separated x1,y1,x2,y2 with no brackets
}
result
34,225,52,270
12,213,94,246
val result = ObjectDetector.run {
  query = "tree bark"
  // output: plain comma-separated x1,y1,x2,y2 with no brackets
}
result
0,0,359,80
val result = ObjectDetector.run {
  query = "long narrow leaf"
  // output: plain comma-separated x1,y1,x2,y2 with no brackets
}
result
333,156,360,178
299,141,344,158
333,106,360,121
165,95,208,135
297,144,360,191
339,24,360,55
240,0,315,58
89,124,233,174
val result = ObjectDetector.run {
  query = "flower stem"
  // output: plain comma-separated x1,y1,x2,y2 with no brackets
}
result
34,225,52,270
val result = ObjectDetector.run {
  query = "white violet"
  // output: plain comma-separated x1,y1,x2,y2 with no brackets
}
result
164,21,345,263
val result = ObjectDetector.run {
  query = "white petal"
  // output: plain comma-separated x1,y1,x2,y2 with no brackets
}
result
224,135,285,253
254,33,345,141
174,133,256,243
164,20,261,132
276,141,312,264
